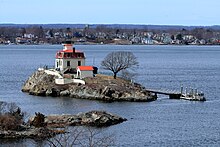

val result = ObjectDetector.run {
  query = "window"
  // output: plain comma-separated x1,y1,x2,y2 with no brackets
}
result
56,61,59,68
67,61,70,67
78,61,81,66
67,53,71,58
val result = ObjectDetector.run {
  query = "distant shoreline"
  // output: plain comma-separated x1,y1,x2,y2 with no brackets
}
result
1,23,220,30
1,43,219,46
1,24,220,46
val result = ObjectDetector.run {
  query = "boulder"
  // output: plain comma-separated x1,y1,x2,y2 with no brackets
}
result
60,90,70,96
79,111,127,127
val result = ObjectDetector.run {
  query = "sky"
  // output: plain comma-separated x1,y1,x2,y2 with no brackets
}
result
0,0,220,26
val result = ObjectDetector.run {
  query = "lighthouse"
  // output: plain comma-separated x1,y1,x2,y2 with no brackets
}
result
55,41,85,71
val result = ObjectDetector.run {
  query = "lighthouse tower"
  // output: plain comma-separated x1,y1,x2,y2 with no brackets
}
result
55,41,85,71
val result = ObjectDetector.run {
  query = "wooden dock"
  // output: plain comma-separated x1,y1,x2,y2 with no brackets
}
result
145,89,182,99
145,87,206,101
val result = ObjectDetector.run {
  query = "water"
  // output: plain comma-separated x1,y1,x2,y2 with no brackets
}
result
0,45,220,146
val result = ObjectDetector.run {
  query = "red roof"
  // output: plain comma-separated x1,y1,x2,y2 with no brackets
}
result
77,66,94,71
58,49,82,53
56,49,85,59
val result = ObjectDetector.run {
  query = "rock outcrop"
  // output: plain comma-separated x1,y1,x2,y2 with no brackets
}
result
22,70,157,102
0,111,126,139
44,110,127,127
0,127,56,139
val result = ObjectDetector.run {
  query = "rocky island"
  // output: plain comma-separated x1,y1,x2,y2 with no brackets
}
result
0,110,126,139
21,41,156,102
22,70,156,102
0,102,126,139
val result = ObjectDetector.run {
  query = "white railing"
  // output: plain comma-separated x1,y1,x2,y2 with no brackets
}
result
44,69,63,78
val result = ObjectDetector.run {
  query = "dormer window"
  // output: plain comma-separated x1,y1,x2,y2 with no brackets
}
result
67,53,71,58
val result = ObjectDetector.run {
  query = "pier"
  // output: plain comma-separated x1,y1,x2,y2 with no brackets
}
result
145,87,206,101
145,89,182,99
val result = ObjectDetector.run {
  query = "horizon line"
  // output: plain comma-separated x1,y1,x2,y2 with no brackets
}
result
0,23,219,27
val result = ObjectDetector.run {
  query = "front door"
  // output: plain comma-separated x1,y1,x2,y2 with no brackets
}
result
78,61,81,66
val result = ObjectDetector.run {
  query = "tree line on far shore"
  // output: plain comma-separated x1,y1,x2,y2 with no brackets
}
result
1,25,220,45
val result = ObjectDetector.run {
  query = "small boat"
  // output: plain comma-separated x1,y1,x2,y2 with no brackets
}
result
180,86,206,101
180,93,206,101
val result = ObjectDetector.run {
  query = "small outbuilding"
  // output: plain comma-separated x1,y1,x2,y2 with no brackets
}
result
77,66,94,79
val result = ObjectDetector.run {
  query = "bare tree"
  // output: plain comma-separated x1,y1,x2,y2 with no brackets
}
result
121,69,136,81
47,127,115,147
101,51,138,79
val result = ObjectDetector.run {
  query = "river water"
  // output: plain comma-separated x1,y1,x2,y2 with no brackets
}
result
0,45,220,146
